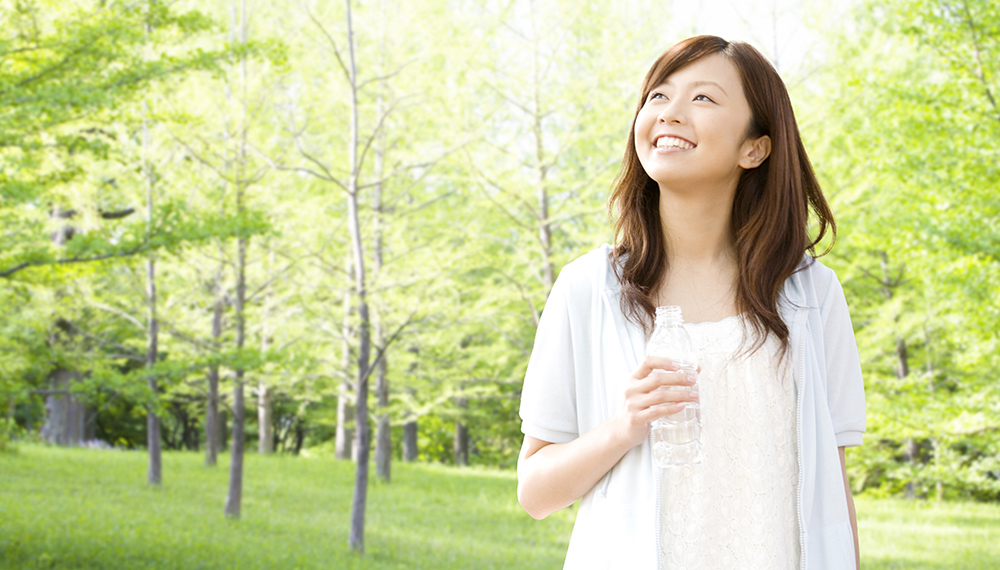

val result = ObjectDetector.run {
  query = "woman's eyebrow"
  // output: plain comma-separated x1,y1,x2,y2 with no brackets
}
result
689,80,728,96
663,79,729,97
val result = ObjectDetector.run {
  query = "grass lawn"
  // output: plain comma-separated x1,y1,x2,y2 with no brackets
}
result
2,445,999,569
0,445,574,569
856,496,1000,569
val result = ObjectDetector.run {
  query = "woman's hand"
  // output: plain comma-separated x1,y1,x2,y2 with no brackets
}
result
517,355,698,519
612,355,699,449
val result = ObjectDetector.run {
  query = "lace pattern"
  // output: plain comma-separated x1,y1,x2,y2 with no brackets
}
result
658,316,799,569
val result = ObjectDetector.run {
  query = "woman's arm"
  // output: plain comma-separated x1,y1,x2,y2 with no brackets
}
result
839,445,859,570
516,356,697,519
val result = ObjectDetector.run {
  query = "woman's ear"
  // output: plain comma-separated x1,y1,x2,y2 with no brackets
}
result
739,135,771,169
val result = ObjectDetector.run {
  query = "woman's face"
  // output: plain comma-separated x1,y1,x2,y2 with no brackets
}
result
633,53,768,194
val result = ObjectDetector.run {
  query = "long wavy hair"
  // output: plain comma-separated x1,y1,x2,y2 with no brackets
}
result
609,35,834,350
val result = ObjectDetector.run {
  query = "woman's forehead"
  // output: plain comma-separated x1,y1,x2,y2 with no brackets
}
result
650,54,742,91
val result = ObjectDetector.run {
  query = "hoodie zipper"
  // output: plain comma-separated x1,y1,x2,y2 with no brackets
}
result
796,310,807,570
598,287,614,498
653,431,663,570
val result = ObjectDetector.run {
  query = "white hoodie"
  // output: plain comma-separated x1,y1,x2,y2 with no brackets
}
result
520,245,866,570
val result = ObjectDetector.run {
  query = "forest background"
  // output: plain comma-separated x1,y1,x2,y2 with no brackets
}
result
1,0,999,556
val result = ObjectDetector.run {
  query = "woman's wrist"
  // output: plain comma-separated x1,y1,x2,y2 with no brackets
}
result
605,412,648,453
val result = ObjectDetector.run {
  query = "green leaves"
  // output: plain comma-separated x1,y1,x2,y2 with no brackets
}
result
805,0,1000,500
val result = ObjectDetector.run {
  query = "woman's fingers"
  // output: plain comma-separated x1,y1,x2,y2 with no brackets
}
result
627,383,698,409
617,358,701,445
630,370,697,394
631,355,679,379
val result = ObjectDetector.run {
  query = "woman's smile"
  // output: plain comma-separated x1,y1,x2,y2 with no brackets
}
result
654,135,696,152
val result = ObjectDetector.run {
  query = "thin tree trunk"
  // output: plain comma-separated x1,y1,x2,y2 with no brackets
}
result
219,409,228,451
402,419,417,462
896,337,910,379
142,63,162,483
205,260,224,467
258,249,274,455
401,351,420,463
345,0,372,552
146,253,162,485
336,254,354,460
530,4,554,293
454,396,469,467
372,74,390,482
226,231,248,517
225,367,246,517
225,0,249,518
258,384,273,454
374,347,390,480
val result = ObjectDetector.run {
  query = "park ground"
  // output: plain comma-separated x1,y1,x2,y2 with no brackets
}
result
1,445,998,569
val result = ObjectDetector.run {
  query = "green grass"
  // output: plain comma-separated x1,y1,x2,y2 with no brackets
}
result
1,446,999,569
856,496,1000,569
0,445,574,569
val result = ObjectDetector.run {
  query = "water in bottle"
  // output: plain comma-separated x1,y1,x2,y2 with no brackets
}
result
647,306,702,467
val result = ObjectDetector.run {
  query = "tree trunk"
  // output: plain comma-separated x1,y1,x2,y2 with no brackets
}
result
345,0,373,552
224,0,249,519
205,367,220,465
41,369,85,446
336,254,354,460
529,10,554,295
372,0,390,485
225,235,248,519
219,409,229,451
372,180,390,481
896,337,910,379
83,406,96,442
205,259,224,467
375,403,390,481
145,254,161,485
402,419,418,462
225,372,245,517
454,396,469,467
904,436,918,499
258,249,274,455
402,355,419,463
42,207,85,447
336,386,354,460
142,60,162,482
258,383,273,454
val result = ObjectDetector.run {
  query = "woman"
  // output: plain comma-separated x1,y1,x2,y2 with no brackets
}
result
516,36,866,569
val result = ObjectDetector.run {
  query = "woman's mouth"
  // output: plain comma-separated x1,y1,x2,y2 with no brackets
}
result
655,136,696,150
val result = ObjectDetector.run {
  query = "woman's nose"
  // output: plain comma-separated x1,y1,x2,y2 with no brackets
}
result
657,101,685,124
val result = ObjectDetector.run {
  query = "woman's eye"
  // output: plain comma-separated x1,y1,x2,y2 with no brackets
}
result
650,92,666,101
694,94,715,102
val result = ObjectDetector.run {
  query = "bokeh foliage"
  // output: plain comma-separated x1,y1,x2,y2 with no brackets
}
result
1,0,997,503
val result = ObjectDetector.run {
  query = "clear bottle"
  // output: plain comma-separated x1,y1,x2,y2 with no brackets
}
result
647,306,702,467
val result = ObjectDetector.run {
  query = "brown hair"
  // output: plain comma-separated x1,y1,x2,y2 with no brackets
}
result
608,35,834,350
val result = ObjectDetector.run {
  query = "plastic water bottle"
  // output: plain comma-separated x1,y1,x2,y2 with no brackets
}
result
647,306,702,467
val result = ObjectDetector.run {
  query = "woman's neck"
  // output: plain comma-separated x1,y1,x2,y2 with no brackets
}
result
654,186,740,323
658,189,735,266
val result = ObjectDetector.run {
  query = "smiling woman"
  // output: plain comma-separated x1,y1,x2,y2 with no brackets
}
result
516,36,865,570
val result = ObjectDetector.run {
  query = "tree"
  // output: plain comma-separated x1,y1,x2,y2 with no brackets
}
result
802,0,1000,499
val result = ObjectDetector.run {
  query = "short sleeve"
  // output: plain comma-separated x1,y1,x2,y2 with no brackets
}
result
819,269,867,448
518,272,583,444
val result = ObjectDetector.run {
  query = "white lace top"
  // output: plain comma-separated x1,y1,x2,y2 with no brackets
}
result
658,316,800,569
